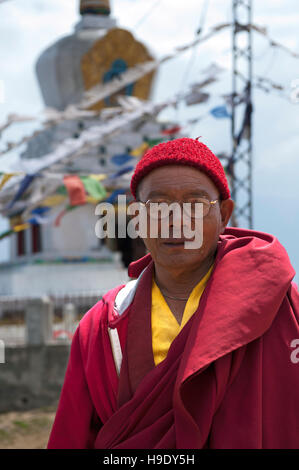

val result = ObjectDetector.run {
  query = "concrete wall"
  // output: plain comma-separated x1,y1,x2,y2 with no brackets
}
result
0,343,70,413
0,259,128,297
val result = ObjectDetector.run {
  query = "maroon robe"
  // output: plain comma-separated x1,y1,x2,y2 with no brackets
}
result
47,227,299,449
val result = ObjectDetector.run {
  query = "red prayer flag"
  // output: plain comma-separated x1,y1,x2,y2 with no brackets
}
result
161,125,181,135
63,175,86,206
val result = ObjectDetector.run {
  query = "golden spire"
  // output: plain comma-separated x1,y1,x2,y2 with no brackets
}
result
80,0,111,16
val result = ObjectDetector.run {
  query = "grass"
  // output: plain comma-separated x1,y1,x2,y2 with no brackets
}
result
0,405,57,449
12,420,30,429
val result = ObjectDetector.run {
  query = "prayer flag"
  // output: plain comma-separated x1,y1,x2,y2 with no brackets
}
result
5,174,36,210
40,194,67,207
147,138,167,148
210,105,231,119
185,91,209,106
161,126,181,135
111,153,134,166
105,189,126,204
57,185,68,195
63,175,86,206
28,207,51,225
13,223,30,232
31,207,50,215
130,142,149,157
0,173,16,190
90,174,107,181
109,166,134,180
80,176,107,201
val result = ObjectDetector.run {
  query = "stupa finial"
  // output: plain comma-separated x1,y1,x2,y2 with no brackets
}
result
80,0,111,16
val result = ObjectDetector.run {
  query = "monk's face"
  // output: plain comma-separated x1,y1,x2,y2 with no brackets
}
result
137,165,234,271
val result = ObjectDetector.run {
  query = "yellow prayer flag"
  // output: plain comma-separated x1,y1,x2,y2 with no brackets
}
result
86,195,99,204
0,173,18,190
40,194,66,207
90,174,107,181
130,142,149,157
13,223,30,232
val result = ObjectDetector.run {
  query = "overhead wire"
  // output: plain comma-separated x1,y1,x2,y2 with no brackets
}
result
174,0,211,125
133,0,163,31
260,45,279,79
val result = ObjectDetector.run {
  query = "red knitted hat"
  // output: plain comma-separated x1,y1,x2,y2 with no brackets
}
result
130,137,231,200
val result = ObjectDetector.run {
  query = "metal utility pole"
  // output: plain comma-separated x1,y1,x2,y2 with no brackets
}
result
230,0,253,228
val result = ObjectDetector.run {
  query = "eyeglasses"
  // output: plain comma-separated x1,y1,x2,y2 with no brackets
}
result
138,198,218,219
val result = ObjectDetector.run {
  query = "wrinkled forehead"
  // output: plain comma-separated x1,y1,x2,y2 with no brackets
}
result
137,164,220,200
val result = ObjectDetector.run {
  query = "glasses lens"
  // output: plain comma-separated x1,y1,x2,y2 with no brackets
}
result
145,199,212,219
183,199,210,218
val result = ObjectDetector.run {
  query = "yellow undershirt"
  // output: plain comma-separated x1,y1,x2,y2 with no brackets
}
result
151,264,214,366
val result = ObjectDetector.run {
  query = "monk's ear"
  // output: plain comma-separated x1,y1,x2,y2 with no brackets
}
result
219,198,234,233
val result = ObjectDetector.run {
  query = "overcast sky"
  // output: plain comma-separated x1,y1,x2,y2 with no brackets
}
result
0,0,298,282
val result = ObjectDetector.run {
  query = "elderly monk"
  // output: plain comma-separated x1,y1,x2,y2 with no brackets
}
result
48,138,299,449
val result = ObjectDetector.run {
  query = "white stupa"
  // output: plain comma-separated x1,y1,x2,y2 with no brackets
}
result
0,0,181,301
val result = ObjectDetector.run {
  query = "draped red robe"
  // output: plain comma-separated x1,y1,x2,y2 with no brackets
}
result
47,227,299,449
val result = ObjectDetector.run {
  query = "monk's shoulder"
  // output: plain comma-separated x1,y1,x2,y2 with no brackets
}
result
263,282,299,344
77,284,126,344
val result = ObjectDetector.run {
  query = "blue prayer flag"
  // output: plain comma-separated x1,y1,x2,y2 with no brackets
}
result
210,105,231,119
